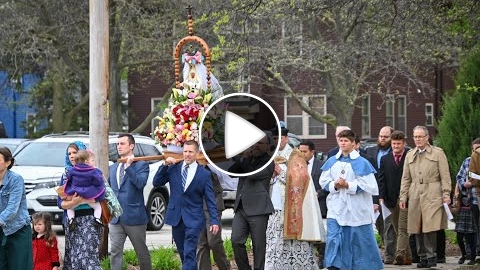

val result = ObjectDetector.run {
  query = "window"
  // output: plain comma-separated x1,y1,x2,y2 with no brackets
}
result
281,18,303,56
425,103,434,126
385,94,394,128
397,96,407,132
285,95,326,138
361,95,371,137
151,98,163,135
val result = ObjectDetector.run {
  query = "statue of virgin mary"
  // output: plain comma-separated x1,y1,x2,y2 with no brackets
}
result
180,51,223,100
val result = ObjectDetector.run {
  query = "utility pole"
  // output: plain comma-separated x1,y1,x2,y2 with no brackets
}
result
89,0,110,259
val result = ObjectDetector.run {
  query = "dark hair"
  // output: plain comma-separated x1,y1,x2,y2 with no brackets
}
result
32,212,56,246
0,147,14,170
299,140,315,151
118,133,135,146
391,130,406,141
338,130,356,142
472,138,480,146
354,134,361,144
184,140,199,151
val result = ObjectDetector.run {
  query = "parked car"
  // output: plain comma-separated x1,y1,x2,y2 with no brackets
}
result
0,138,30,154
11,132,169,231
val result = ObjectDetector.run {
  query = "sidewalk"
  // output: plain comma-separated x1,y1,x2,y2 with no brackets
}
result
383,256,467,269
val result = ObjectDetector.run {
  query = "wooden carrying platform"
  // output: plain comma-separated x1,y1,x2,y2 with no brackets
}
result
117,147,229,165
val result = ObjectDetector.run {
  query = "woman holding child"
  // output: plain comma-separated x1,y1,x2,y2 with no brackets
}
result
57,141,102,270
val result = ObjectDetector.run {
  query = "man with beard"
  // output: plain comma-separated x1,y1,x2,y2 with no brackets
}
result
366,126,395,264
228,134,274,270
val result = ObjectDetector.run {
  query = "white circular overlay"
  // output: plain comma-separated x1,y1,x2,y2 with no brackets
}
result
199,93,281,177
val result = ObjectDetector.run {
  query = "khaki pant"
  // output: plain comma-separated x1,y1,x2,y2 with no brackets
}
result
389,204,412,259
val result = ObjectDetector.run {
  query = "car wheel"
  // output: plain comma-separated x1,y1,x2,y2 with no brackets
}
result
147,191,166,231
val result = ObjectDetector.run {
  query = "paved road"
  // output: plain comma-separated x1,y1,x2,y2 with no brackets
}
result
56,210,463,269
55,209,235,253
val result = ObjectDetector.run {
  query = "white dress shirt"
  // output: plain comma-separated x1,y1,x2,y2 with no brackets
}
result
182,161,198,191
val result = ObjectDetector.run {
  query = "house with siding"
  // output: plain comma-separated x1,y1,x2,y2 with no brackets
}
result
127,65,454,154
0,72,42,138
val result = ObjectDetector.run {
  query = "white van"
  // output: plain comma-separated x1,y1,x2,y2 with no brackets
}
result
11,132,169,231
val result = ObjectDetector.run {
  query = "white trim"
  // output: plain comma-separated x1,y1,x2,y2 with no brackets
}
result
361,95,371,137
397,95,407,133
425,102,434,126
284,95,327,139
386,94,395,128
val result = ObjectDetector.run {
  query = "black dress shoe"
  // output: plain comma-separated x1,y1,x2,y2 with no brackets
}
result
436,257,446,263
459,256,466,264
417,260,429,268
427,257,437,267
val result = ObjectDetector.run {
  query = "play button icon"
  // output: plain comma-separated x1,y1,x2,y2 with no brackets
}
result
224,111,266,159
199,93,281,177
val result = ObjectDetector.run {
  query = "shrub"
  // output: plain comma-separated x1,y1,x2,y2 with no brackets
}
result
150,246,181,270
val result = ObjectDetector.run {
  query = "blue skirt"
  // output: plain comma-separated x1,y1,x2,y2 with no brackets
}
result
324,219,383,270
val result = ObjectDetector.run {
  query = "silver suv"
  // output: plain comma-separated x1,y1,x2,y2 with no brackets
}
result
11,132,169,231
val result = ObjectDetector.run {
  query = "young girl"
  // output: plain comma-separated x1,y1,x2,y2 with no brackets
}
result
32,212,60,270
64,150,106,230
454,183,477,265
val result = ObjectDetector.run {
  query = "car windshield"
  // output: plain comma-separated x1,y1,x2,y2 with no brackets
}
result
14,142,73,166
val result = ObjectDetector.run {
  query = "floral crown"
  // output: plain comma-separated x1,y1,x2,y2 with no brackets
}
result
182,51,204,65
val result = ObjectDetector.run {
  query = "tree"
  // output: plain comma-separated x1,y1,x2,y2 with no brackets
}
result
209,0,480,127
0,0,213,133
436,47,480,183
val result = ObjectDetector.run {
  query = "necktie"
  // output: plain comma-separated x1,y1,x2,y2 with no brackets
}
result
394,154,401,165
119,163,125,186
182,164,189,191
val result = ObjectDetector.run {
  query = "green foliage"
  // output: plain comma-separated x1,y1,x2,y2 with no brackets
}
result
445,229,458,245
436,47,480,187
123,249,139,266
100,247,181,270
150,246,181,270
436,88,480,186
223,237,252,260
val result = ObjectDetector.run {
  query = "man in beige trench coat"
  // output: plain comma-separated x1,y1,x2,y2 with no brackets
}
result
399,126,451,268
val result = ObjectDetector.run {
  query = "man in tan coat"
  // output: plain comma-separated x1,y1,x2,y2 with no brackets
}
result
399,126,451,268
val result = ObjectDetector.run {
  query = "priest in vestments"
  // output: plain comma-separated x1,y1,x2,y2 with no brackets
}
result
320,129,383,270
265,127,325,270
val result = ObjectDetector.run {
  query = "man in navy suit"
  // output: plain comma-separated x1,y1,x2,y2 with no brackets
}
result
378,130,412,265
109,134,152,270
153,140,219,270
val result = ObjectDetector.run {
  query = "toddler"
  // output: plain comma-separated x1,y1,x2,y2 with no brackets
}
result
64,150,106,230
32,212,60,270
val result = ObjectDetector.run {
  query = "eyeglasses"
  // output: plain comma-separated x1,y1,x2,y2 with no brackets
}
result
256,141,268,145
413,135,427,139
379,135,390,138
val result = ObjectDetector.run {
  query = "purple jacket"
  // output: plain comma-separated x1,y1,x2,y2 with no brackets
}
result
64,163,106,200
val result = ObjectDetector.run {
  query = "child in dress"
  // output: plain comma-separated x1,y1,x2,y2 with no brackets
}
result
64,150,106,230
32,212,60,270
455,185,477,265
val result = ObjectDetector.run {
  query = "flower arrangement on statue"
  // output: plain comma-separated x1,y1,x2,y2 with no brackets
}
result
153,86,226,147
153,50,225,148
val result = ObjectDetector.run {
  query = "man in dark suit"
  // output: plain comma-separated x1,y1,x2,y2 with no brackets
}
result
228,135,274,270
366,126,395,264
299,140,326,265
153,140,219,270
109,133,152,270
197,167,231,270
378,130,412,265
